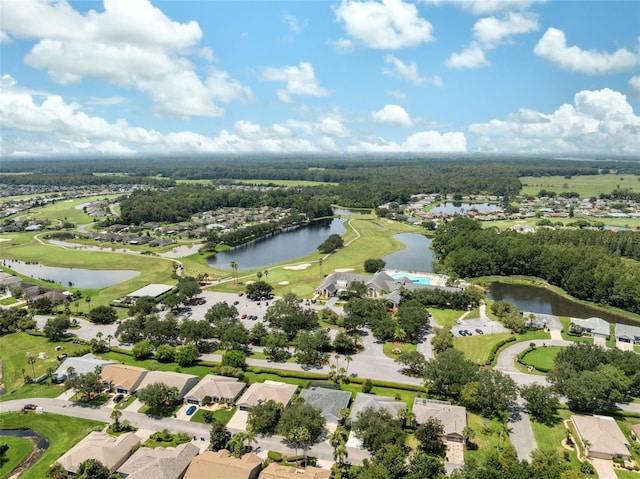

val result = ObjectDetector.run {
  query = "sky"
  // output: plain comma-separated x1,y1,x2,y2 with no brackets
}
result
1,0,639,158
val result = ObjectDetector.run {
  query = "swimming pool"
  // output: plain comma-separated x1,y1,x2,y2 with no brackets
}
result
391,273,432,285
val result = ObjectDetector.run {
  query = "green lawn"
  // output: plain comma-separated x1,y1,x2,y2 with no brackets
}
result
0,332,88,397
453,330,550,365
464,413,511,464
518,346,563,371
0,435,33,478
519,173,640,199
144,430,191,448
101,350,213,379
382,341,416,359
429,308,466,327
0,412,104,479
191,407,236,425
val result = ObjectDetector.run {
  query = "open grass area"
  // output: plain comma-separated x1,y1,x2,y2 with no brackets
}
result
519,174,640,199
0,332,88,396
518,345,563,371
144,430,192,448
0,411,103,479
382,341,416,359
233,179,338,187
464,413,511,463
0,435,33,478
101,349,214,379
454,330,550,364
191,406,236,425
429,308,466,327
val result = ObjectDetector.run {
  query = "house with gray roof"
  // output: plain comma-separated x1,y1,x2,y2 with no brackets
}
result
569,317,610,339
117,442,200,479
412,398,467,443
615,323,640,343
299,386,352,424
349,393,406,426
52,353,113,383
571,415,630,460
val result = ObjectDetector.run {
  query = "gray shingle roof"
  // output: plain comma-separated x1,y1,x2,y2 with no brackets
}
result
299,387,351,421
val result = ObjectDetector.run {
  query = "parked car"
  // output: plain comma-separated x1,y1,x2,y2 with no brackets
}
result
113,393,124,403
458,330,467,336
23,404,38,410
233,301,240,305
475,328,484,335
186,405,197,416
455,319,462,325
241,313,247,319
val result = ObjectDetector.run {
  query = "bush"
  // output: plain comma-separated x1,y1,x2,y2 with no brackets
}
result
268,451,283,462
362,378,373,393
486,336,517,365
580,461,596,474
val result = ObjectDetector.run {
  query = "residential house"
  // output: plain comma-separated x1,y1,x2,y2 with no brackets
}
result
57,431,140,474
117,442,200,479
52,353,113,383
569,317,610,339
349,393,406,426
101,364,148,395
137,371,199,401
571,415,630,460
259,463,330,479
184,374,246,405
236,381,298,411
412,398,467,443
615,323,640,344
299,386,351,424
183,450,262,479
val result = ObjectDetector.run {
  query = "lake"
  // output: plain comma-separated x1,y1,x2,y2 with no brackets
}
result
488,282,639,325
1,259,140,289
206,218,347,270
430,202,501,215
383,234,435,272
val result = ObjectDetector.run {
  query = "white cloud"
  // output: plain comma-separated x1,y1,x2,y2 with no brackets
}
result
423,0,544,15
87,96,129,106
0,0,251,117
469,88,640,154
281,12,307,34
262,62,331,103
383,55,444,86
534,28,640,75
629,76,640,100
348,130,467,152
333,0,434,50
446,45,488,68
372,104,414,126
473,12,538,46
385,90,407,100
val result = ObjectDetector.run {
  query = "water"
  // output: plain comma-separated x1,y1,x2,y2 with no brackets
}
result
206,218,347,270
1,259,140,289
333,208,371,215
383,234,435,272
390,273,432,285
488,282,639,325
430,202,501,215
0,429,49,449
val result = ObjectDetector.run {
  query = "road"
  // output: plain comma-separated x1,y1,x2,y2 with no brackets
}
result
0,398,371,465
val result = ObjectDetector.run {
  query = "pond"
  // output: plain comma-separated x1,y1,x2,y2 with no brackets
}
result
0,429,49,450
488,282,639,325
383,234,435,273
430,202,501,215
1,259,140,289
206,218,347,270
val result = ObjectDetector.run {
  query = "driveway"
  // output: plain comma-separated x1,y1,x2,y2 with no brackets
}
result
590,458,617,479
508,405,537,461
227,409,249,431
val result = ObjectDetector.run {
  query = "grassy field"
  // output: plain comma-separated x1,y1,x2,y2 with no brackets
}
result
430,308,466,326
191,407,236,425
0,435,33,478
382,341,416,359
519,173,640,198
518,346,563,371
464,413,510,463
0,332,88,396
454,330,550,364
0,412,103,479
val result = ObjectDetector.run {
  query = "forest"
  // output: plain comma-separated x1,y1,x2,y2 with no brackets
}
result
432,218,640,313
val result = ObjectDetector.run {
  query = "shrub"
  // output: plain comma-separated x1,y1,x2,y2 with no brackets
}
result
580,461,596,474
362,379,373,393
268,451,283,462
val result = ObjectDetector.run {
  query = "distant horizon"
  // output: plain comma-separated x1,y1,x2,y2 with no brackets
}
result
1,1,638,157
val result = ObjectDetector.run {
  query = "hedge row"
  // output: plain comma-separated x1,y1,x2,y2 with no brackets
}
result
348,376,425,392
486,336,517,365
517,346,552,373
245,366,329,380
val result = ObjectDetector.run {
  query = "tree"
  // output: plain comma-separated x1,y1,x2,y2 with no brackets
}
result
155,344,176,362
132,338,154,359
65,372,102,401
219,321,249,350
205,301,239,334
353,407,406,454
430,326,454,354
364,258,386,273
358,461,392,479
230,261,238,284
461,369,517,418
77,459,110,479
45,462,67,479
210,419,231,451
318,233,344,254
264,293,318,339
395,299,429,341
333,331,356,353
88,305,118,324
406,451,446,479
175,344,199,366
222,350,247,370
395,350,427,376
372,443,408,479
278,400,325,443
245,281,273,300
138,382,179,414
128,296,157,316
179,318,214,349
177,276,201,300
249,321,268,345
226,433,246,458
247,399,283,434
362,378,373,393
43,316,71,341
519,384,560,424
423,348,478,397
415,417,446,457
262,331,290,362
293,330,324,366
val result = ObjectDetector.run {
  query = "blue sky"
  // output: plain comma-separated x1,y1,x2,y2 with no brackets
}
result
1,0,639,158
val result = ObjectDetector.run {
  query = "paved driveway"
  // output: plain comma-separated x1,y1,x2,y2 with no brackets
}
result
590,458,617,479
227,409,249,431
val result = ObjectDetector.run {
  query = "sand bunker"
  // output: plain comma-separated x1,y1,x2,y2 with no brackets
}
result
278,281,290,285
334,268,355,272
283,263,311,271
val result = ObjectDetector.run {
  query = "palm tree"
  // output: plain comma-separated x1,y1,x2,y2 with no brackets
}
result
263,270,269,283
256,271,263,281
226,433,245,458
74,301,80,314
397,408,409,429
96,331,103,341
297,427,311,466
242,430,257,450
230,261,238,285
344,355,353,377
27,354,36,378
110,409,122,429
106,334,113,348
66,366,76,379
319,257,323,277
333,443,348,466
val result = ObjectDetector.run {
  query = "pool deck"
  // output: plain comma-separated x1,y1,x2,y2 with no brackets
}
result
387,269,449,287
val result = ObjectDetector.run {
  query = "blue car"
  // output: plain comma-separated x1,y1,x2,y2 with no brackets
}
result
186,405,197,416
